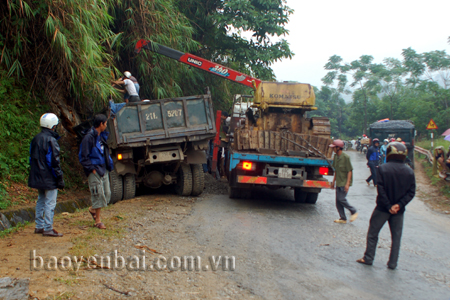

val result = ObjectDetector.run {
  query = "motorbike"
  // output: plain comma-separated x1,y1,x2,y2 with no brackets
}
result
362,144,368,154
356,142,361,152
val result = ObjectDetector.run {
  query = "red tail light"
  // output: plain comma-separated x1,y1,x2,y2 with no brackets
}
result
242,162,253,170
319,167,329,175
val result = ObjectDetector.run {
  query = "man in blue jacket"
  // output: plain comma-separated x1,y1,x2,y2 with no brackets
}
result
79,114,114,229
29,113,65,237
366,138,380,187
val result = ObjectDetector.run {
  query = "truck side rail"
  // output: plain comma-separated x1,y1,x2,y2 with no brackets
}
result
109,94,216,148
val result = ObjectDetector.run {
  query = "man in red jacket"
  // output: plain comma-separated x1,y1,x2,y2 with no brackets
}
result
357,142,416,269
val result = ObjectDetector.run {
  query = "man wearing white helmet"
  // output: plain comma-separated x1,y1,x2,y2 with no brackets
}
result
28,113,65,237
112,71,140,103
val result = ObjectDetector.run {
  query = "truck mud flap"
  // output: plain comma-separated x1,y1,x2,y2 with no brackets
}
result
237,176,331,189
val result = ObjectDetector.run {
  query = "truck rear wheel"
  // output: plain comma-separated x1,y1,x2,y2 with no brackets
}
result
294,188,307,203
305,192,319,204
176,163,193,196
191,164,204,196
109,170,123,204
123,173,136,200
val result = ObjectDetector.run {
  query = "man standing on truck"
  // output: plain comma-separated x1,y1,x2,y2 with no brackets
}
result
112,74,141,103
357,142,415,269
120,71,140,102
366,138,380,187
330,139,358,224
29,113,65,237
79,114,114,230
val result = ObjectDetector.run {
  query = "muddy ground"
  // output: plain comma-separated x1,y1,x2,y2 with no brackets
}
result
1,152,450,299
0,178,256,300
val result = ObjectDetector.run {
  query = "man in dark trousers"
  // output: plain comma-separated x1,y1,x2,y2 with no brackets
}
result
366,138,380,187
28,113,65,237
357,142,415,269
79,114,114,229
329,139,358,224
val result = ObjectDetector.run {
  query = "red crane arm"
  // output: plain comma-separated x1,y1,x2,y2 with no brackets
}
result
135,39,262,90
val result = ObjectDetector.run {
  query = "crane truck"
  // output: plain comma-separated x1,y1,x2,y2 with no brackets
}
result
135,40,334,203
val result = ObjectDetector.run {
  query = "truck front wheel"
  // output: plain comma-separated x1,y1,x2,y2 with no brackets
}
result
176,163,193,196
191,164,205,196
109,170,123,204
123,173,136,200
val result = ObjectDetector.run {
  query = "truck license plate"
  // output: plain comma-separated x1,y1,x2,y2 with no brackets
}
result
278,168,292,178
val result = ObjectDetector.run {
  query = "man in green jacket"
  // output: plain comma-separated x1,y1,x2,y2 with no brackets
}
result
330,139,358,224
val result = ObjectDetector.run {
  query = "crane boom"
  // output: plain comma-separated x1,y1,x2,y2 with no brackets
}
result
135,39,261,90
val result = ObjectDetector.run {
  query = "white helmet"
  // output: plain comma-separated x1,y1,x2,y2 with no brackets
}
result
40,113,59,129
124,71,132,78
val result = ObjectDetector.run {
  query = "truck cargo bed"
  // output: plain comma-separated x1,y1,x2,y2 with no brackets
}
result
108,94,216,148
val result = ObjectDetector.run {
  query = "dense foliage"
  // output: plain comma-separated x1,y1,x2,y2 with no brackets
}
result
0,0,294,208
314,47,450,139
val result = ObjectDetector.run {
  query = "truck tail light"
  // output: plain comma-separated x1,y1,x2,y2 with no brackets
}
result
319,167,330,175
118,154,123,160
243,162,253,170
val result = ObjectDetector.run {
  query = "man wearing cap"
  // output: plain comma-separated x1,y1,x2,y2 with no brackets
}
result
330,139,358,224
357,142,415,269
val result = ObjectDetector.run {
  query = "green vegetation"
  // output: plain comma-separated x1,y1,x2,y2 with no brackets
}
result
0,221,30,239
416,137,450,151
0,0,293,210
311,47,450,138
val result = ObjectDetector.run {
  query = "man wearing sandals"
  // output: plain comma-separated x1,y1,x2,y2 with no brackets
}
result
329,139,358,224
357,142,415,270
79,114,114,229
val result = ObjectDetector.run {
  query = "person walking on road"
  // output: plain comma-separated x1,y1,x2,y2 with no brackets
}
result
380,139,388,164
329,139,358,224
357,142,415,269
28,113,65,237
366,138,380,186
79,114,114,230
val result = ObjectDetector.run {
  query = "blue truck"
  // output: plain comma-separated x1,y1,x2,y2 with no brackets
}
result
224,92,334,204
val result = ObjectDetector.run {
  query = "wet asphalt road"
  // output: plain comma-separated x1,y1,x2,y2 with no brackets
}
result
187,150,450,299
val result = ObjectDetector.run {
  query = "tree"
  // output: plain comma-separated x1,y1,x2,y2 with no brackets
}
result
322,55,384,133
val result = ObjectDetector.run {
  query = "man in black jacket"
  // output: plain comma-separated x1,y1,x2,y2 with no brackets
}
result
357,142,416,269
79,114,114,229
28,113,65,237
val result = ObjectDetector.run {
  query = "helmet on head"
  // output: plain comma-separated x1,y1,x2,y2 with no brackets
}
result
40,113,59,129
396,137,402,142
329,139,345,149
384,139,389,143
372,138,380,145
124,71,132,78
386,142,408,162
390,138,396,142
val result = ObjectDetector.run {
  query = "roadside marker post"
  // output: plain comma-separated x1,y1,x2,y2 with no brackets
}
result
426,119,438,151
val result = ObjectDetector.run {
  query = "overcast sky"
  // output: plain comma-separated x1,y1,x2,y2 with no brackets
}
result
271,0,450,89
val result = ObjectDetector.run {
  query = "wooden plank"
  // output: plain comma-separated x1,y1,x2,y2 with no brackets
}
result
275,132,281,151
270,131,275,150
258,131,264,150
264,131,269,149
295,134,301,151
